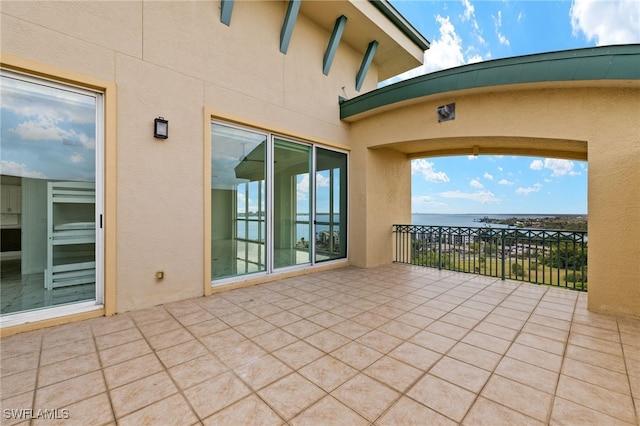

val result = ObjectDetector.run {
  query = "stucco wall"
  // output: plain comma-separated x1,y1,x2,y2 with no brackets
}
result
1,0,386,313
349,83,640,317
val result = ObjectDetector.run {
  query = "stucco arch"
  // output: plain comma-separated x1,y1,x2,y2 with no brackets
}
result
344,45,640,317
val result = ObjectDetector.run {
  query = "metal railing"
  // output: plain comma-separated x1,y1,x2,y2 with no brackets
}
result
393,224,588,291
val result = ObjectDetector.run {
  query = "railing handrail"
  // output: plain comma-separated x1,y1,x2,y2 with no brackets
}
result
393,224,588,291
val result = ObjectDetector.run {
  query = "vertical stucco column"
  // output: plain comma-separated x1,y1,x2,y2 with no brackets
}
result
588,121,640,317
350,146,411,268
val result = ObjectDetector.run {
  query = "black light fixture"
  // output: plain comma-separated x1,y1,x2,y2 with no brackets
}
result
437,103,455,122
154,117,168,139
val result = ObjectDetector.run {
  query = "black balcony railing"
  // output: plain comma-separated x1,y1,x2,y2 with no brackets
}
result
393,225,588,291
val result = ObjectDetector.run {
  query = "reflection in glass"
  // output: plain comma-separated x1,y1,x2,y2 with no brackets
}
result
1,72,98,315
274,139,311,269
315,148,347,261
211,123,267,279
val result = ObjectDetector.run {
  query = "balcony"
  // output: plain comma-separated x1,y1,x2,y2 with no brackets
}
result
1,264,638,424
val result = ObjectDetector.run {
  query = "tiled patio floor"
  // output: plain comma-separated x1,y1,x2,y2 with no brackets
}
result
2,265,639,425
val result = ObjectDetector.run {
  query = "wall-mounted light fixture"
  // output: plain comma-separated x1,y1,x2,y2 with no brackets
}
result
437,103,455,122
154,117,168,139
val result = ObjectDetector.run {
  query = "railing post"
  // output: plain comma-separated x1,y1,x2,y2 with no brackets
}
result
501,229,506,280
438,227,442,270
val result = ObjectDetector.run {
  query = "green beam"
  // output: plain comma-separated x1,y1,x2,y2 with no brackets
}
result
220,0,234,26
323,15,348,76
280,0,301,54
355,40,378,92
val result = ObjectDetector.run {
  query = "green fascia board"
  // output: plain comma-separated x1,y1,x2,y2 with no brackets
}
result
280,0,301,54
220,0,234,26
369,0,430,51
356,40,379,92
323,15,348,76
340,45,640,119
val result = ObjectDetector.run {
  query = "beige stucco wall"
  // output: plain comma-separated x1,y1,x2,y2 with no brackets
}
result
348,82,640,317
1,0,398,314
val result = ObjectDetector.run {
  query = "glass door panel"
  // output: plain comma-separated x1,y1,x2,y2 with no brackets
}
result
211,123,267,279
315,148,347,262
1,72,101,315
274,139,311,269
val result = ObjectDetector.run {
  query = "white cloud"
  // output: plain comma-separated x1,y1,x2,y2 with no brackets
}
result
412,195,447,210
530,160,544,170
412,159,450,182
439,190,499,204
543,159,579,177
467,155,479,160
492,11,510,46
316,173,330,188
0,160,47,178
11,117,95,150
498,179,514,185
70,152,84,163
423,15,466,73
483,172,494,180
516,183,543,195
460,0,475,22
497,166,504,172
570,0,640,45
470,179,484,189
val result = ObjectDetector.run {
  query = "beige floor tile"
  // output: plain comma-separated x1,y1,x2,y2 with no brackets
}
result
484,312,526,330
184,371,251,419
331,342,384,371
1,391,33,426
185,317,228,338
41,323,92,349
495,356,559,393
265,311,303,327
568,332,624,357
331,374,399,422
127,306,172,325
250,329,297,353
109,371,177,418
1,351,39,378
95,327,143,351
220,310,259,327
356,330,403,354
282,319,324,339
364,356,423,392
289,304,323,318
565,344,627,374
505,342,563,372
426,320,469,340
430,356,491,393
493,306,532,321
272,340,324,370
233,318,276,339
199,328,246,352
474,321,519,341
104,353,164,389
304,329,350,353
203,394,284,426
98,339,152,367
118,393,198,426
168,354,227,390
550,396,636,426
389,342,441,371
32,392,114,426
146,327,194,351
463,396,544,426
137,318,183,338
481,375,553,422
515,332,566,355
89,314,135,337
215,340,267,369
328,303,364,319
351,312,391,328
394,311,435,328
330,320,371,340
258,373,326,420
156,340,208,369
561,359,631,395
440,312,481,329
556,375,636,423
623,343,640,362
299,355,358,392
448,342,502,372
38,352,101,388
2,369,37,399
410,330,457,354
35,371,106,410
234,354,293,391
290,395,369,426
528,313,572,331
571,323,621,343
175,309,215,327
462,330,511,355
407,374,476,422
376,396,457,426
40,338,96,366
0,331,43,358
522,321,569,342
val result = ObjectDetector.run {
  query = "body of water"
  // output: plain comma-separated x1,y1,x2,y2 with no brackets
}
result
411,213,564,228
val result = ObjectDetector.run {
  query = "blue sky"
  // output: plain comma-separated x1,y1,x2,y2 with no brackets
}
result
385,0,639,214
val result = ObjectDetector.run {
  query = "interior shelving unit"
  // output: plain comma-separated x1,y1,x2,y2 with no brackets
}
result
45,181,96,290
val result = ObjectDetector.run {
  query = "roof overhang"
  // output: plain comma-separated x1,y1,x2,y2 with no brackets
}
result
300,1,429,81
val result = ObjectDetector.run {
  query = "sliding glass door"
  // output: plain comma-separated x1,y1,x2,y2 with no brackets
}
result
210,122,347,282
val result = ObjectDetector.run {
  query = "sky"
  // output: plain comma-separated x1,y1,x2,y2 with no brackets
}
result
384,0,639,214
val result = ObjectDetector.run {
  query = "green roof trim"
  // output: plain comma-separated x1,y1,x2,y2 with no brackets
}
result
280,0,301,54
340,44,640,120
356,41,379,92
323,15,348,76
369,0,430,51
